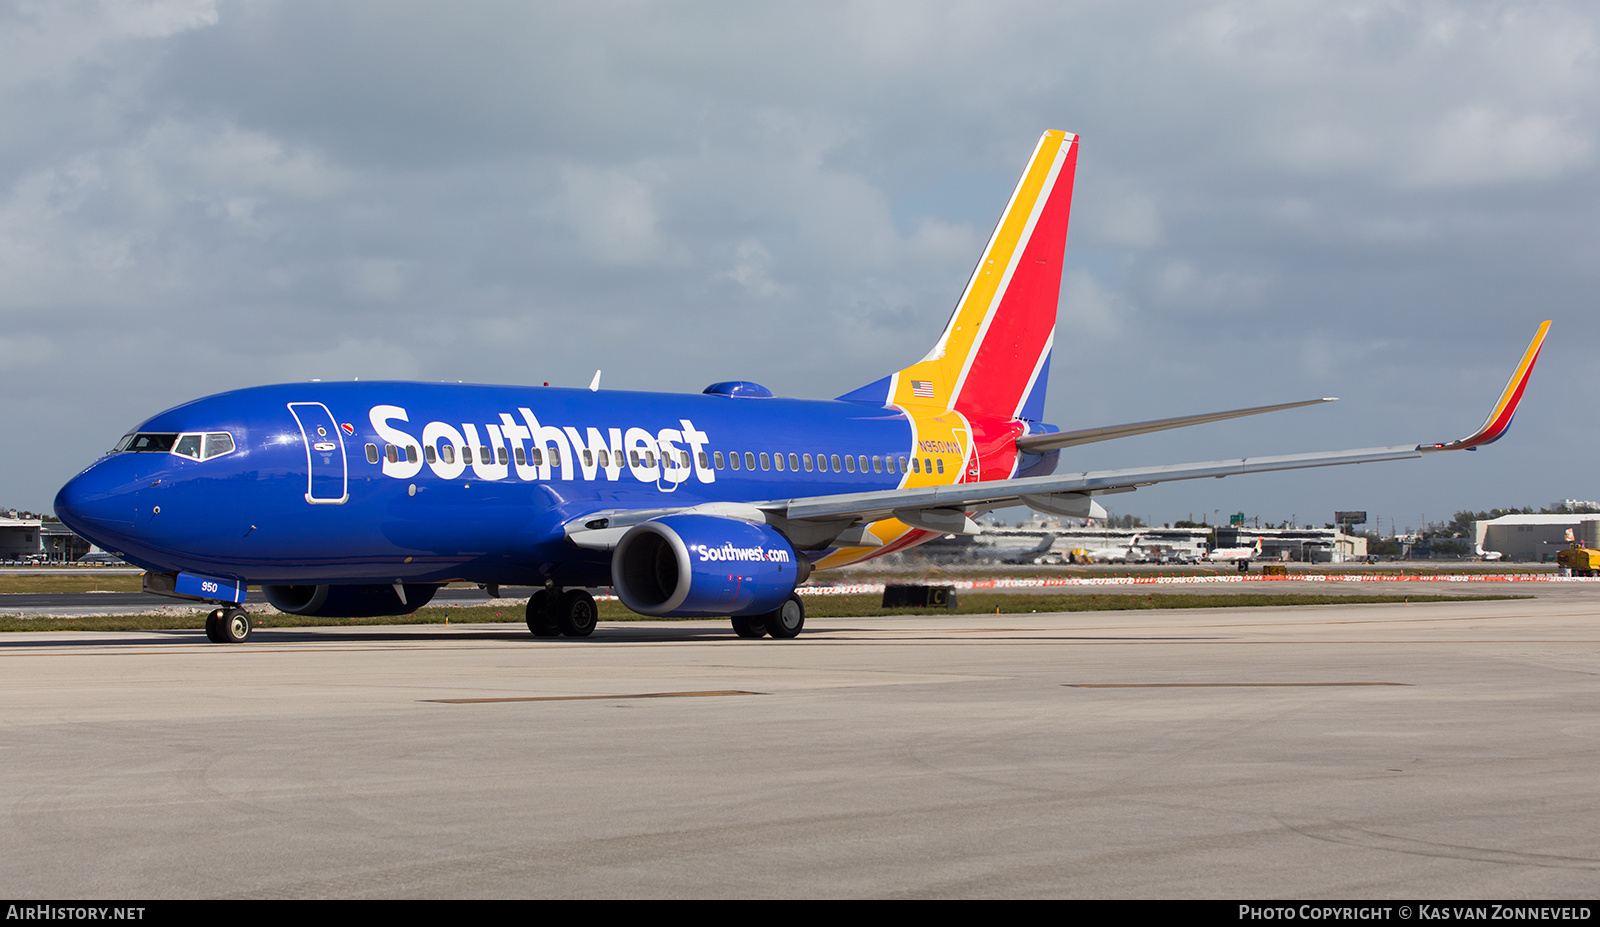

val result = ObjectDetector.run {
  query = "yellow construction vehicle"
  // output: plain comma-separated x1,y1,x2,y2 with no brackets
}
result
1557,545,1600,576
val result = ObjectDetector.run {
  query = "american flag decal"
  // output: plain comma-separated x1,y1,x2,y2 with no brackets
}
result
911,379,935,398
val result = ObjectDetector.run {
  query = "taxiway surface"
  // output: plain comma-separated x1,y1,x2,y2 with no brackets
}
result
3,588,1598,898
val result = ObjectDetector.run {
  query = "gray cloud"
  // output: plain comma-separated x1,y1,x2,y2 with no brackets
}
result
5,0,1597,532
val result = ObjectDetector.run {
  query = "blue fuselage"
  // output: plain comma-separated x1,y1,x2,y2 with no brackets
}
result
57,381,1054,588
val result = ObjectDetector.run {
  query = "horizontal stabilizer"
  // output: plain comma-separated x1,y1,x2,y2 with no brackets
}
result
1016,398,1337,453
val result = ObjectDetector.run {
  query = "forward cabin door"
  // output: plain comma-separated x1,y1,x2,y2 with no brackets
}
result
288,402,349,504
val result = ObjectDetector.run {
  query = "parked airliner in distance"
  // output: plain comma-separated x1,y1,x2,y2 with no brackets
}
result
54,131,1551,643
1207,537,1264,571
1087,535,1146,564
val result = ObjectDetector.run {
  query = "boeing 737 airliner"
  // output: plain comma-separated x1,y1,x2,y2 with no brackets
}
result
54,131,1550,643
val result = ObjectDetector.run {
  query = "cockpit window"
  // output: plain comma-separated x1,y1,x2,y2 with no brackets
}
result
115,431,236,461
124,433,178,453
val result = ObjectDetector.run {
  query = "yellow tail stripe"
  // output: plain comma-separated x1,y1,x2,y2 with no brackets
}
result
889,131,1070,410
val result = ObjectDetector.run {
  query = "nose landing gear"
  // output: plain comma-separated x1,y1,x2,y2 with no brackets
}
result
205,607,252,644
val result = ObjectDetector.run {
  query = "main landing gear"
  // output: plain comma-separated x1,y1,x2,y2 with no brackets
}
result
205,606,252,644
525,587,598,638
729,594,805,640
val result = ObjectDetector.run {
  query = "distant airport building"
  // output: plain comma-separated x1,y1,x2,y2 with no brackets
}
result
912,524,1365,564
42,522,91,562
1212,527,1367,563
0,515,42,561
1475,514,1600,562
0,516,91,562
911,525,1210,563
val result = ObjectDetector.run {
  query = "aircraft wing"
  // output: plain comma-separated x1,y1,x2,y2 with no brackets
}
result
771,445,1423,530
774,320,1551,533
567,322,1549,549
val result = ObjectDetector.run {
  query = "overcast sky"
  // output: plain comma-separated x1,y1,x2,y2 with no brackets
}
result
6,1,1597,532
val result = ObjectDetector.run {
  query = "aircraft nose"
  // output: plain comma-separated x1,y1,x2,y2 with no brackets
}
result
54,464,138,536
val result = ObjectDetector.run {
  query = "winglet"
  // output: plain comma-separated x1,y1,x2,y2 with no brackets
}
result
1423,321,1550,452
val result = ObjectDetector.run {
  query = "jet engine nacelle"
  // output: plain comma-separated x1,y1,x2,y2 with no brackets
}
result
261,583,438,618
612,514,807,617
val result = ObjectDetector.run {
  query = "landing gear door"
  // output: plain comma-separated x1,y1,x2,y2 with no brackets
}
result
288,402,349,505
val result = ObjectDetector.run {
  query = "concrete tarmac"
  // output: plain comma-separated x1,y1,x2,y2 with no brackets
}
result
3,588,1599,898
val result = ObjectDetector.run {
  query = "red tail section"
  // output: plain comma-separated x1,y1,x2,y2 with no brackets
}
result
880,131,1078,422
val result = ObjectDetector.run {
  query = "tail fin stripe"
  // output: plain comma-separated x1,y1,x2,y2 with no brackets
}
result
952,138,1077,419
882,131,1076,420
948,140,1071,407
920,132,1060,366
839,130,1077,423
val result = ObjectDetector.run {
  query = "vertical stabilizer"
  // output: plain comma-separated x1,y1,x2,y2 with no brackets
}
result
840,131,1077,422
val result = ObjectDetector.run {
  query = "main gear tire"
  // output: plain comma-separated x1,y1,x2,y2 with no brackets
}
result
526,590,560,637
555,589,598,638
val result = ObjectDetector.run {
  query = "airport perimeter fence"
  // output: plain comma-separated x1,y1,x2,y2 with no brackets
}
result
791,572,1598,596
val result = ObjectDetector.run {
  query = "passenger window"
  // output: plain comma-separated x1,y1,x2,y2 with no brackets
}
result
858,455,868,472
936,459,945,475
582,450,594,467
911,458,920,473
844,455,855,473
788,453,799,471
831,454,842,472
645,450,656,467
598,449,609,468
774,453,785,472
714,451,725,469
681,451,691,469
698,451,710,470
759,452,770,471
173,434,202,460
386,445,398,464
529,448,543,466
515,447,526,466
549,448,561,467
744,452,756,470
366,444,379,464
441,445,455,464
479,446,491,464
406,446,418,464
885,456,896,474
424,446,437,464
630,450,641,468
802,454,813,471
730,453,741,471
498,447,509,465
872,456,882,473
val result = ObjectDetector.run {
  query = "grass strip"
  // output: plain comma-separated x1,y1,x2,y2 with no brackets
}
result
0,574,144,594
